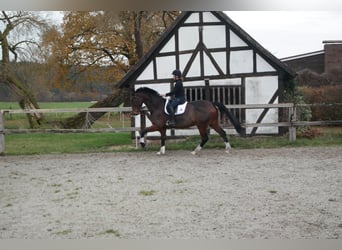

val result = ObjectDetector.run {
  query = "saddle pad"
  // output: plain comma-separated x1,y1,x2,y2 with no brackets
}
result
164,100,188,115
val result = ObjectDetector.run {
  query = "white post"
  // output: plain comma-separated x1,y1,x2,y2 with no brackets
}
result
289,106,296,142
0,111,5,155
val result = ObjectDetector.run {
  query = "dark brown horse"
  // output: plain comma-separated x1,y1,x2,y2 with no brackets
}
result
131,87,243,155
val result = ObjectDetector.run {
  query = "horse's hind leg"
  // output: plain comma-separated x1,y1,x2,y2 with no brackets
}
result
191,126,209,155
157,128,167,155
211,123,232,153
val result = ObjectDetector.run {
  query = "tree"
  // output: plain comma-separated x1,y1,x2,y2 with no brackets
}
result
42,11,179,128
0,11,49,127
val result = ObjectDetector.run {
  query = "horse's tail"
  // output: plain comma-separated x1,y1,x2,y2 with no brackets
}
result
213,102,244,136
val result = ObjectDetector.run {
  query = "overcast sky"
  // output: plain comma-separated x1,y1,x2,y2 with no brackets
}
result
49,11,342,59
225,11,342,58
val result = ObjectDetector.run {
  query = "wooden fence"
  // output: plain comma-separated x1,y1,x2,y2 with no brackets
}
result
1,104,341,154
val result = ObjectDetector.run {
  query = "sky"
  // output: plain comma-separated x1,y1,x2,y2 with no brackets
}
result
225,11,342,58
49,11,342,59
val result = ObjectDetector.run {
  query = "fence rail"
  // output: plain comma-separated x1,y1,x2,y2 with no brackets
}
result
1,107,133,114
1,103,341,154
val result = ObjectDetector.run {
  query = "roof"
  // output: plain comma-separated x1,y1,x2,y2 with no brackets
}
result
117,11,295,88
281,50,324,62
323,40,342,44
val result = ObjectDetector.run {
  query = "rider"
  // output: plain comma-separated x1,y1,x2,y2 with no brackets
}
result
163,69,186,126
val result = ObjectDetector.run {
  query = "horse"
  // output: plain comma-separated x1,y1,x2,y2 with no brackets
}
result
131,87,243,155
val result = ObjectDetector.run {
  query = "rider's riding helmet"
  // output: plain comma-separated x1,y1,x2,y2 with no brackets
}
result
172,69,182,78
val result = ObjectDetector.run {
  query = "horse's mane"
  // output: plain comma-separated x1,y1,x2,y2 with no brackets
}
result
135,87,161,97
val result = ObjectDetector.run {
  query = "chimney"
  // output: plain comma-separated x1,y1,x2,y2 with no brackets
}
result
323,40,342,82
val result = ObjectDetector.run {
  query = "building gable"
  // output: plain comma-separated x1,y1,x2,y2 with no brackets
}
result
118,11,294,88
122,11,295,136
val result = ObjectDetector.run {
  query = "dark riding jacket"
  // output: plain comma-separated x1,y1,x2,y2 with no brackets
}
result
166,79,186,106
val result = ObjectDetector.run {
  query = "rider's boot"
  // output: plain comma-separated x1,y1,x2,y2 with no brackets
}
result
167,106,176,126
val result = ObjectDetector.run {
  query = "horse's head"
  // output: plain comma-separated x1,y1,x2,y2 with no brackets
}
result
131,92,144,115
131,87,163,115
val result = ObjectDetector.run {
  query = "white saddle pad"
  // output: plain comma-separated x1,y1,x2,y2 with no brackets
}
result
164,100,188,115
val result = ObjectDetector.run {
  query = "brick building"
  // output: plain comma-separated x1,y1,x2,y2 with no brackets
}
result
282,40,342,83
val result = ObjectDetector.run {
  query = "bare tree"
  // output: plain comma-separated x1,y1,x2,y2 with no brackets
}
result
0,11,49,127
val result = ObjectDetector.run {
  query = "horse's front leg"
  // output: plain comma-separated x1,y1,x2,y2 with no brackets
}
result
139,124,160,150
139,129,147,148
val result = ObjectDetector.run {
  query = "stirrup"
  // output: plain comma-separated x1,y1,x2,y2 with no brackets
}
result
167,120,176,126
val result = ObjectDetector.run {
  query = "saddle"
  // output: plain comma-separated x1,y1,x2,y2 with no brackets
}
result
164,99,188,115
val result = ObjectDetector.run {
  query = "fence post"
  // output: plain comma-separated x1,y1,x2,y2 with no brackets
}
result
288,105,297,142
0,110,5,155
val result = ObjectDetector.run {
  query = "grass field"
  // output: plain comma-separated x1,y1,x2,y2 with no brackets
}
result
1,102,341,155
2,126,341,155
0,101,92,110
0,101,130,129
4,132,133,155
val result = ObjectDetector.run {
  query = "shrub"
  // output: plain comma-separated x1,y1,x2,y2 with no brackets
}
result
283,84,312,121
295,69,330,87
300,85,342,120
297,127,322,139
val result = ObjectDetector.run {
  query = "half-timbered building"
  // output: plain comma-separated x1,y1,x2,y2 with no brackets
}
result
117,11,295,137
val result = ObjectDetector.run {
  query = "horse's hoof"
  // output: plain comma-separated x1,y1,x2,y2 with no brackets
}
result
191,145,201,155
157,146,165,155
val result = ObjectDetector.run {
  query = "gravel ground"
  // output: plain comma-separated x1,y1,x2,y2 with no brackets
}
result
0,146,341,239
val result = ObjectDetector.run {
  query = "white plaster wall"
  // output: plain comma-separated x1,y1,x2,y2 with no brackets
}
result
209,78,241,86
186,53,201,77
211,52,227,74
203,25,226,49
137,61,154,81
256,54,276,72
156,56,176,79
136,54,177,81
230,50,254,74
245,76,279,134
202,12,220,22
183,80,205,87
230,30,247,47
179,53,192,74
184,13,199,23
179,26,199,51
204,53,219,76
160,35,175,53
